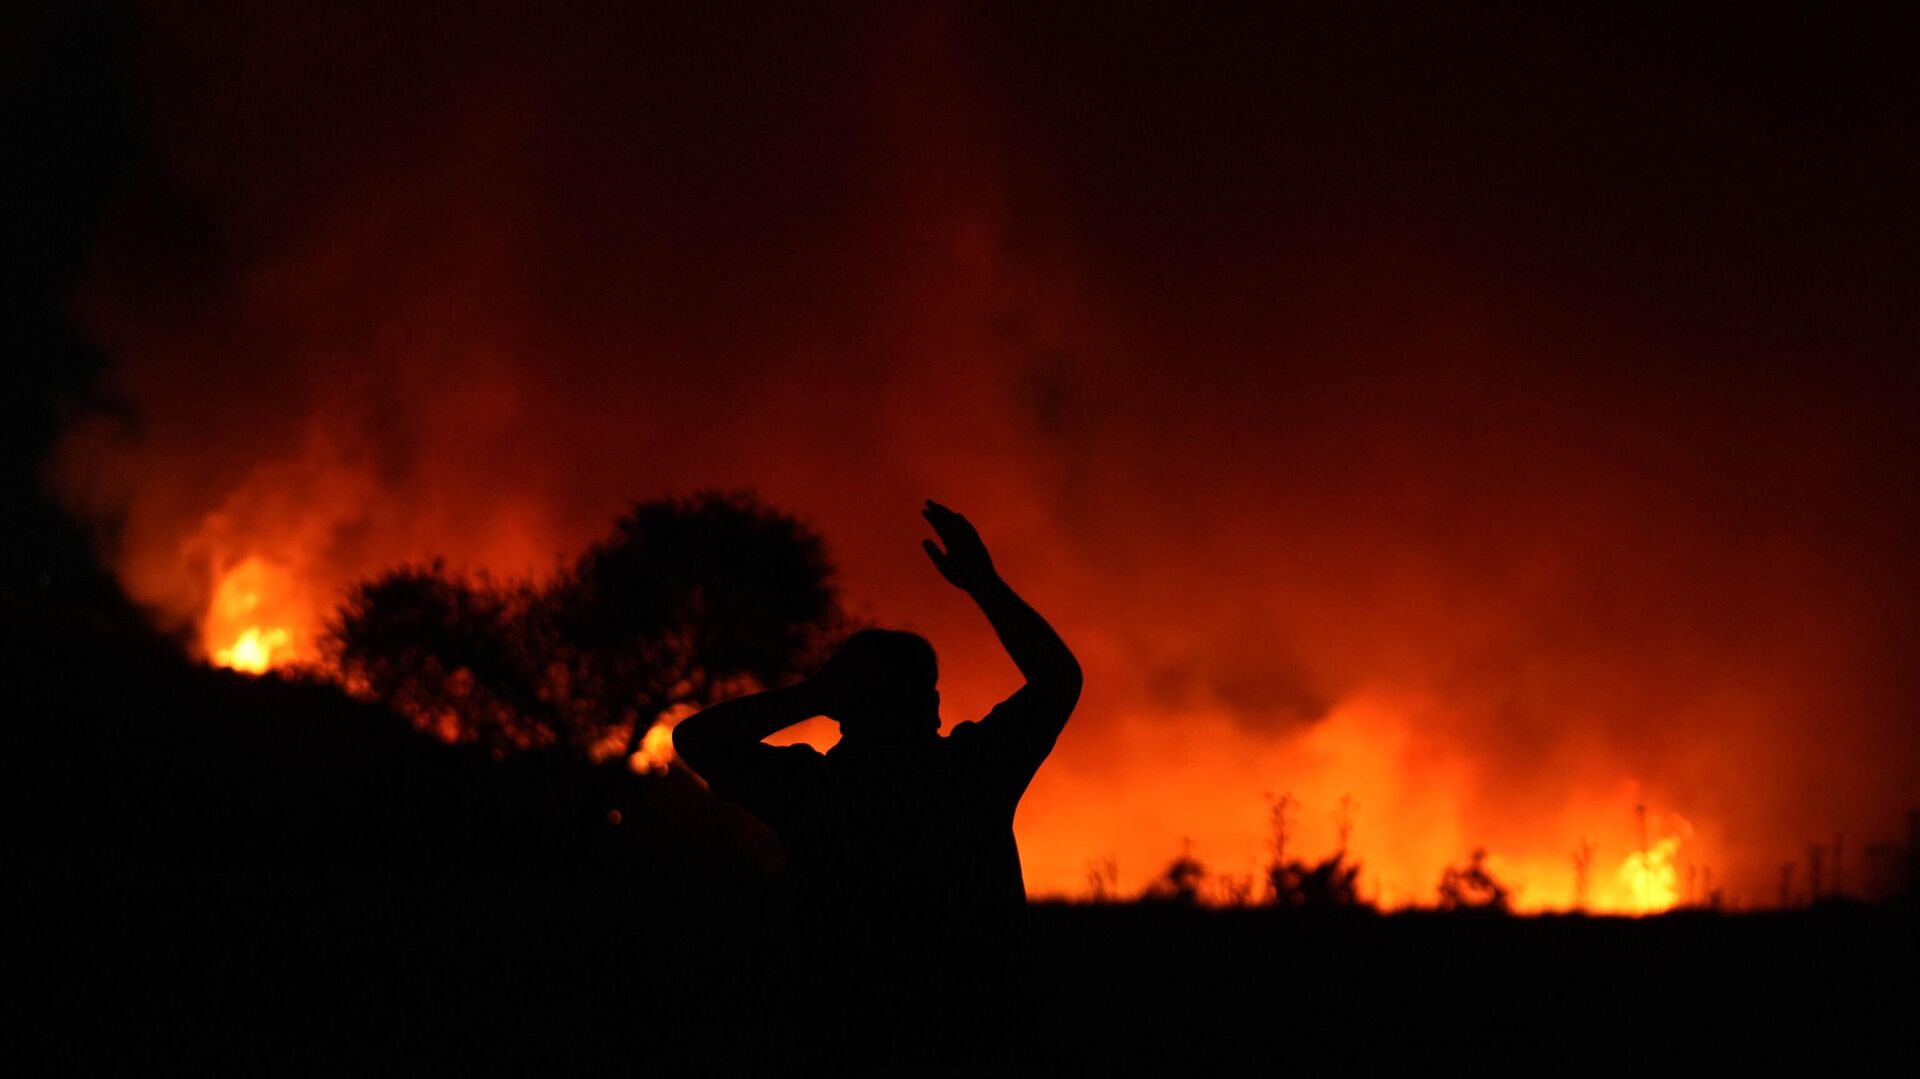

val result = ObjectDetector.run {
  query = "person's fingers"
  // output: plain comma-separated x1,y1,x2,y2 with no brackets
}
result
924,502,973,542
922,539,961,584
924,501,984,564
923,503,955,541
925,500,965,531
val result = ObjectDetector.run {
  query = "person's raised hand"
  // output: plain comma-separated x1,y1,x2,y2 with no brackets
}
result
921,499,998,594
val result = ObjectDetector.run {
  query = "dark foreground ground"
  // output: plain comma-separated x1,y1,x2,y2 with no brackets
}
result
26,884,1917,1074
14,608,1916,1074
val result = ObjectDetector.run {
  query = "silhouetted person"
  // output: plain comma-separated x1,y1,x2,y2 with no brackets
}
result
673,500,1082,1063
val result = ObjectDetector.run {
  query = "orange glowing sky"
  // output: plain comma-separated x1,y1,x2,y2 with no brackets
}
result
53,4,1919,909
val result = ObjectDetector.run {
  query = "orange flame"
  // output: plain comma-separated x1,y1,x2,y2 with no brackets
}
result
215,625,292,674
205,556,310,674
628,721,680,775
1617,831,1687,914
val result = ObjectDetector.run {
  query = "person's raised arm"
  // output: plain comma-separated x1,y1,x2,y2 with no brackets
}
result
921,500,1083,710
672,681,825,776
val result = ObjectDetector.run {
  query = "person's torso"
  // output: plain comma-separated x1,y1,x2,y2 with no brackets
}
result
779,737,1026,922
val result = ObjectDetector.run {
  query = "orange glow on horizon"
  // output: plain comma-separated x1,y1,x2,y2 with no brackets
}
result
1010,693,1715,913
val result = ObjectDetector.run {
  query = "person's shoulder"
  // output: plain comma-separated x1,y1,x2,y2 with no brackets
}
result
708,739,825,775
766,742,827,765
981,683,1054,722
938,720,997,768
943,715,1018,756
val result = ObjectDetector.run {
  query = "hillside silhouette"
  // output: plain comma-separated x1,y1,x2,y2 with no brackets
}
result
18,591,786,1069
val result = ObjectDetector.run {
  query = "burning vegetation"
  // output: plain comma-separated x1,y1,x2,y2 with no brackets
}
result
171,488,1894,915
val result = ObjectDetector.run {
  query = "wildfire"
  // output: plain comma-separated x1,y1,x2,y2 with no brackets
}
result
1612,810,1689,910
186,553,1724,909
204,556,311,674
1618,833,1686,914
215,626,292,674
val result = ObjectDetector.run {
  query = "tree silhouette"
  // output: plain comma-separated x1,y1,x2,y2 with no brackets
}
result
327,565,565,751
560,492,841,756
326,491,844,758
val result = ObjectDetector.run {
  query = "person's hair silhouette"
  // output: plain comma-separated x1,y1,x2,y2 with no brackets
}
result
811,628,941,743
673,500,1082,1061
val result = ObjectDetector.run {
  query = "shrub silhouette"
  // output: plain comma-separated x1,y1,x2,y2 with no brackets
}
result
1437,848,1512,912
327,491,844,757
1264,793,1366,909
1269,852,1364,910
1145,842,1208,905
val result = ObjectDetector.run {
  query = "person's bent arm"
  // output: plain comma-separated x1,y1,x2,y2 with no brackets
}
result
672,682,824,775
922,500,1083,710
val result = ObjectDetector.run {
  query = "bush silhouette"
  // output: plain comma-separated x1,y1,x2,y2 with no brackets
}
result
327,491,844,757
1437,848,1512,912
1263,792,1367,910
1269,851,1364,910
1145,843,1209,905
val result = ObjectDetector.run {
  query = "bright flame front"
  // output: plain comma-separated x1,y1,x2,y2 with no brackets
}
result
216,626,291,674
205,556,309,674
1618,835,1683,913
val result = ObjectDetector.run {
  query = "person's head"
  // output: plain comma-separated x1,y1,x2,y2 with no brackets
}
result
816,629,939,742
